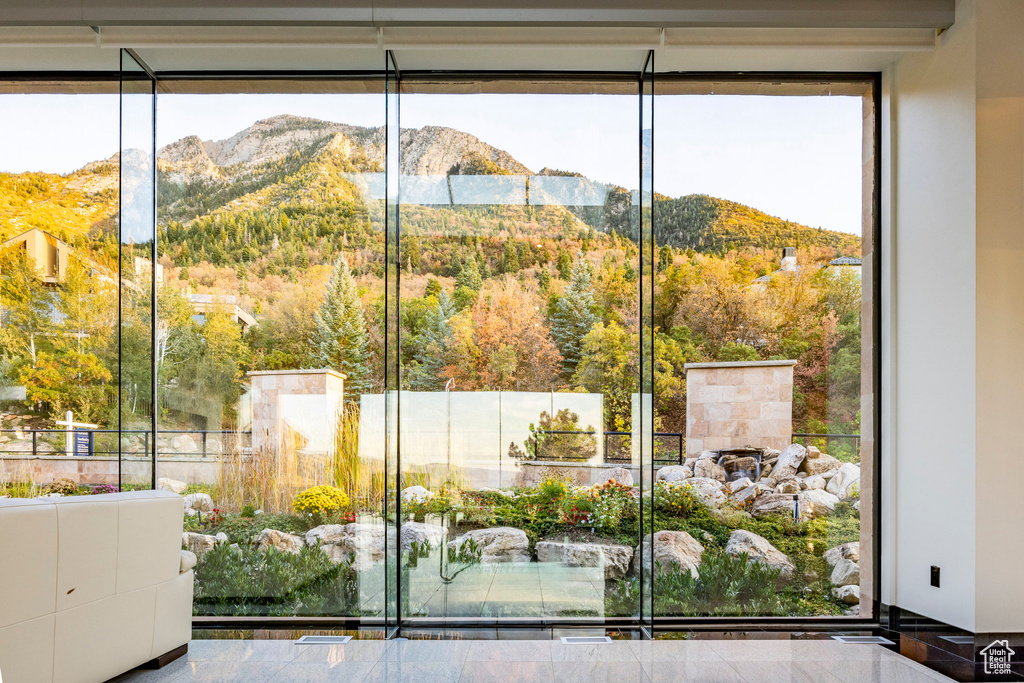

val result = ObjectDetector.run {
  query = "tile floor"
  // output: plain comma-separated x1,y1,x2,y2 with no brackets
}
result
112,636,958,683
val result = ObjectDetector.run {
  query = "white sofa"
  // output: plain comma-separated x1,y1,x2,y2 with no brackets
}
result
0,490,195,683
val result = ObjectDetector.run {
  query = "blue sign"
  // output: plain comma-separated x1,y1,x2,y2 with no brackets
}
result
74,430,93,457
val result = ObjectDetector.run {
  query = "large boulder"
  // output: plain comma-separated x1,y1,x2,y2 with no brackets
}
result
595,467,633,487
656,465,692,483
751,493,798,518
170,434,198,453
830,558,861,587
253,528,304,555
769,443,807,482
536,541,634,579
683,477,727,508
400,522,448,551
183,492,214,512
775,480,801,494
633,530,704,578
834,585,860,605
157,478,187,495
824,542,860,568
447,527,530,563
305,523,388,567
803,475,827,490
826,463,861,499
800,452,844,477
728,477,753,493
799,489,841,518
724,530,795,583
693,459,728,483
182,532,221,556
401,486,434,504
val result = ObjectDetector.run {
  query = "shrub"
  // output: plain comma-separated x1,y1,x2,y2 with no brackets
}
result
44,478,78,496
91,484,120,495
293,485,350,517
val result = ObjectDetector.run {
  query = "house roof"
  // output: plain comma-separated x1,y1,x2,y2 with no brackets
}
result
0,227,68,250
826,256,863,267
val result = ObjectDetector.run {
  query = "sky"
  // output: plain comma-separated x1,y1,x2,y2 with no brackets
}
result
0,91,863,234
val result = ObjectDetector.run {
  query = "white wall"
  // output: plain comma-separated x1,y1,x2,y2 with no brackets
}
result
891,0,977,632
974,0,1024,634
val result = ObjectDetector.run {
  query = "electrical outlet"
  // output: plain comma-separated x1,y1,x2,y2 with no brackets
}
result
930,566,941,588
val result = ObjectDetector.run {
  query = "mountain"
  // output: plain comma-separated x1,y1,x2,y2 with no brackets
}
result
1,114,859,269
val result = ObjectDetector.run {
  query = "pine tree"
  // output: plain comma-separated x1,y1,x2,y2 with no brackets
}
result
550,255,598,378
310,257,371,399
456,258,482,290
407,287,456,390
556,249,572,280
500,240,521,274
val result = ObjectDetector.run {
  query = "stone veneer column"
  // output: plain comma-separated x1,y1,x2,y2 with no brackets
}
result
683,360,797,458
248,369,346,456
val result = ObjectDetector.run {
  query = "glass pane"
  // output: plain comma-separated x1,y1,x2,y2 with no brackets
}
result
639,52,655,630
397,79,642,622
385,50,401,630
120,50,157,490
155,78,388,620
652,80,874,619
0,80,119,496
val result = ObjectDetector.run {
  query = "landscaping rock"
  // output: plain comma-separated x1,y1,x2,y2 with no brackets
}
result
656,465,692,483
803,475,827,490
684,477,727,508
694,459,728,483
830,558,861,587
759,463,773,479
769,443,806,482
182,532,219,556
725,530,795,583
799,489,840,518
448,527,530,563
728,477,753,493
253,528,304,555
833,585,860,605
402,486,434,504
307,523,387,568
824,542,860,568
826,463,861,499
633,530,704,578
183,492,214,512
806,446,822,459
536,540,633,579
751,493,798,518
698,450,718,460
775,480,801,494
596,467,633,487
170,434,198,453
157,478,187,495
733,485,759,505
400,521,447,551
800,452,843,477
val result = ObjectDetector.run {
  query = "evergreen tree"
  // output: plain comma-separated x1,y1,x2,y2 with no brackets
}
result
556,249,572,280
310,257,371,399
550,255,598,378
456,258,482,290
537,266,552,291
407,288,456,390
500,240,520,274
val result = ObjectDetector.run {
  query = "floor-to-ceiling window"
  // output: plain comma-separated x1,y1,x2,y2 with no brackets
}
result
650,78,876,619
0,78,122,491
153,76,391,619
394,76,650,623
0,65,876,626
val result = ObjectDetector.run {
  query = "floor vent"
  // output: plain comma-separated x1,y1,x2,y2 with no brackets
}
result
831,635,895,645
560,636,612,645
295,636,354,645
940,636,975,646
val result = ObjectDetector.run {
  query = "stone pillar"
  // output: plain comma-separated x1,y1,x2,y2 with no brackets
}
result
248,369,346,456
683,360,797,458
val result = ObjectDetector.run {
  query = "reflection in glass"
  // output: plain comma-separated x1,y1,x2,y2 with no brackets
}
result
154,79,388,619
396,80,642,621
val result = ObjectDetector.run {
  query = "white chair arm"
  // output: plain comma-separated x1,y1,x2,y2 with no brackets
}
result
179,550,197,574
